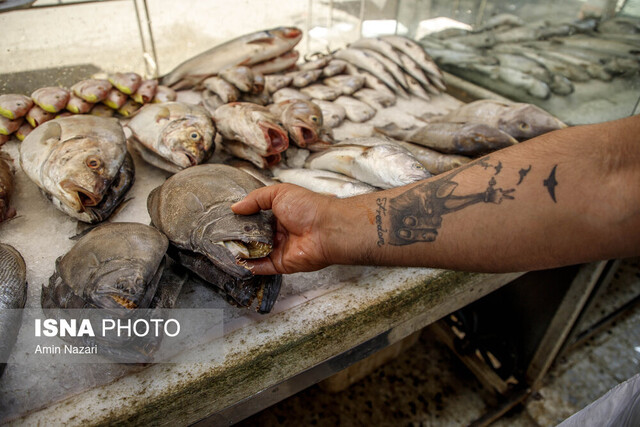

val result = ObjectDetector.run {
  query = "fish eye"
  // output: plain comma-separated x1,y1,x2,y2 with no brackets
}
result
519,122,530,130
190,132,201,141
85,156,102,169
310,116,319,123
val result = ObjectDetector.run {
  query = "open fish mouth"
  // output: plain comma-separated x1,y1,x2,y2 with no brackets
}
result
259,121,289,154
265,153,282,167
181,150,198,167
111,294,138,309
293,125,318,147
222,240,272,259
60,180,104,208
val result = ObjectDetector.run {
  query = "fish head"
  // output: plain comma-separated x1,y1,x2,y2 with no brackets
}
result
46,138,120,212
269,27,303,44
283,101,323,147
161,117,216,168
87,258,157,311
246,108,289,154
500,105,567,141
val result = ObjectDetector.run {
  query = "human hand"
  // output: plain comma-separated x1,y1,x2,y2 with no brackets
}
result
231,183,337,275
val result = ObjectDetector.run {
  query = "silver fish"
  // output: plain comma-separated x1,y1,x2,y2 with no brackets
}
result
353,48,410,93
162,27,303,88
322,59,348,77
349,37,404,68
219,65,255,92
274,167,377,198
300,84,342,101
126,102,216,173
492,44,591,82
153,85,178,103
213,102,288,156
353,88,396,109
476,13,525,32
333,96,376,123
493,52,553,83
0,243,27,377
290,69,323,87
268,99,323,148
272,87,310,103
380,35,444,82
397,52,435,92
147,164,275,281
202,89,224,116
203,76,240,103
472,64,551,99
323,75,365,95
221,139,281,169
549,73,574,96
299,55,332,71
305,137,430,189
20,115,134,223
405,75,431,101
265,74,293,94
344,63,396,97
447,32,497,48
377,121,517,156
250,50,300,75
333,48,401,95
312,99,346,128
435,99,567,141
389,138,472,174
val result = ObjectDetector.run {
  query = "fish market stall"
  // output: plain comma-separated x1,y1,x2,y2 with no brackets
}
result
0,1,610,425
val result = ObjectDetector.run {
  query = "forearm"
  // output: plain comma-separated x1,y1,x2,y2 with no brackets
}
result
322,115,640,272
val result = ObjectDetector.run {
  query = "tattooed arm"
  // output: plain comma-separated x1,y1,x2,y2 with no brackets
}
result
232,114,640,275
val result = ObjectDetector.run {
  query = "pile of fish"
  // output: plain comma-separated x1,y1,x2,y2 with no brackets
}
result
0,243,27,377
147,164,282,313
420,14,640,99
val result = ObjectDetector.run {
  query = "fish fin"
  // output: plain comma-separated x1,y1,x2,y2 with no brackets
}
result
70,224,99,240
38,120,63,146
184,192,205,212
247,37,276,46
155,107,171,123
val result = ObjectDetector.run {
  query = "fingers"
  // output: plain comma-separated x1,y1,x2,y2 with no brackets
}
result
231,184,284,215
244,257,279,275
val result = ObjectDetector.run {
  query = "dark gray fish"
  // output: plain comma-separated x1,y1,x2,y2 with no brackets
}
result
0,243,27,377
147,164,275,280
0,155,15,223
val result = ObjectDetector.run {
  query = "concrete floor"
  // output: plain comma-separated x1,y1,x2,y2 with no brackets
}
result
237,258,640,426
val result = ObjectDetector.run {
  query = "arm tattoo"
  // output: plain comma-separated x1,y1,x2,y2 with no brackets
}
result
384,157,517,246
517,165,531,185
543,165,558,203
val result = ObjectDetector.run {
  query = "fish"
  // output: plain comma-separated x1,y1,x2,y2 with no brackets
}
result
71,79,112,103
66,94,94,114
355,48,410,92
376,122,518,156
446,32,497,48
250,50,300,75
202,89,224,116
387,138,472,174
90,103,115,118
322,59,348,77
344,63,396,97
240,89,270,106
405,75,431,101
31,87,70,113
353,88,396,109
282,146,310,168
269,99,323,148
15,122,33,141
429,27,470,39
213,102,288,156
153,85,178,103
20,115,134,223
126,102,215,173
0,94,33,119
25,106,55,128
251,73,265,94
265,74,293,93
147,164,276,281
0,243,27,377
299,55,332,71
476,13,525,31
471,64,550,99
162,27,303,89
203,76,240,103
175,89,203,106
538,50,612,81
273,167,377,198
221,139,281,169
349,37,404,68
549,73,574,96
333,48,402,95
423,47,499,68
109,72,143,95
305,137,430,189
272,87,311,103
131,79,159,104
397,52,435,92
0,154,16,222
117,99,142,117
323,74,365,95
0,115,23,136
494,45,592,82
290,69,323,87
225,158,276,186
433,99,567,141
103,88,128,109
41,222,168,311
333,96,376,123
380,35,444,82
552,34,640,59
492,52,553,83
300,84,342,101
219,65,255,92
312,99,346,128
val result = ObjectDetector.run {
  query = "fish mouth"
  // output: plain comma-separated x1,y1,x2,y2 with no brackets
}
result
292,125,317,148
60,180,104,209
180,150,198,167
282,28,302,39
111,294,138,309
265,153,282,167
259,121,289,154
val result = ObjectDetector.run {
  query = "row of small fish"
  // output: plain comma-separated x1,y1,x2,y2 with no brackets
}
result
0,73,179,144
420,15,639,99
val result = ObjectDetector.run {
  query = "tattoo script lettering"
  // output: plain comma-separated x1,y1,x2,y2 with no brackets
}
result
375,197,387,246
386,157,517,246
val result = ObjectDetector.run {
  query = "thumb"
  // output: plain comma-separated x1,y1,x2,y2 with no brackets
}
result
231,184,284,215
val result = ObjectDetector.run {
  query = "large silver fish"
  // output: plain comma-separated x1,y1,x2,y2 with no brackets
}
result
212,102,289,156
333,48,401,95
147,165,282,312
0,243,27,377
433,99,567,141
20,115,134,223
274,167,377,198
126,101,216,173
389,138,472,174
162,27,303,89
305,137,430,189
